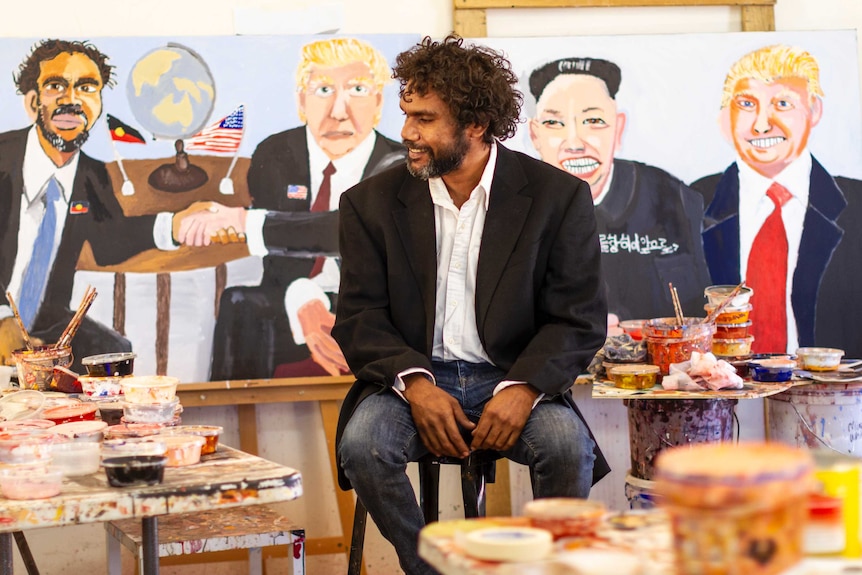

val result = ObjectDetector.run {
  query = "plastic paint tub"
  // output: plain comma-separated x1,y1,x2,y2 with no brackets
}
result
51,420,107,442
704,284,754,308
715,321,752,339
749,358,795,383
103,455,166,487
149,435,205,467
81,352,136,377
645,318,714,375
655,442,813,575
619,319,646,341
159,425,223,455
101,438,168,460
0,390,45,421
121,376,179,404
712,335,754,357
123,398,180,424
704,303,752,325
104,422,164,440
41,403,98,425
12,346,72,391
0,420,55,432
796,348,844,372
49,441,100,476
89,398,125,426
607,364,660,390
0,466,63,499
523,498,605,539
624,398,737,480
79,376,125,398
0,431,55,463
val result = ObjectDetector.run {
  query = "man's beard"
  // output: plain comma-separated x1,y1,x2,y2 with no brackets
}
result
36,103,90,153
404,130,469,180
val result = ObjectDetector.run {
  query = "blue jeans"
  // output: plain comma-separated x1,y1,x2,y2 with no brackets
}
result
338,361,596,575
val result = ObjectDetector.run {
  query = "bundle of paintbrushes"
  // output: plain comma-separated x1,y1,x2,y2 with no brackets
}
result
55,286,97,349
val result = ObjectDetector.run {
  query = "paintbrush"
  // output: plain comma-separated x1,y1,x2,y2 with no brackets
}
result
55,286,97,349
669,282,684,325
4,291,33,350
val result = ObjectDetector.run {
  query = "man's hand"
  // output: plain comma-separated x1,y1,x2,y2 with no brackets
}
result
471,384,539,452
403,374,475,458
297,300,349,376
0,317,26,367
173,202,248,247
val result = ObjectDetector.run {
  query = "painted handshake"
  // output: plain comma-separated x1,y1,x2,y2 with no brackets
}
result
172,201,248,247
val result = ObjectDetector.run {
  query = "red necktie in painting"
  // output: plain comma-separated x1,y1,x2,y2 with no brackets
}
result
309,162,336,277
747,182,792,353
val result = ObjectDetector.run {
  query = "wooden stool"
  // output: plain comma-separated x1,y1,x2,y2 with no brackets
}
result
106,506,305,575
347,450,500,575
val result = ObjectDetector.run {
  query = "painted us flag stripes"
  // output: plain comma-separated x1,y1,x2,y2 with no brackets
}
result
186,104,245,153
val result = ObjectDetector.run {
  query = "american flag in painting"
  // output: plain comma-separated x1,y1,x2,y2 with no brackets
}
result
186,105,245,153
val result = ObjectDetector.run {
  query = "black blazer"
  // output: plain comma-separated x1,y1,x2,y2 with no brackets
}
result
0,127,156,330
332,143,610,489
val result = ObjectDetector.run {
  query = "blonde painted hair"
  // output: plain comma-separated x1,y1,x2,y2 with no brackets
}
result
721,44,824,108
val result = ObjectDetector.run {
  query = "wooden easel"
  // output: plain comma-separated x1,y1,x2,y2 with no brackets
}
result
452,0,778,518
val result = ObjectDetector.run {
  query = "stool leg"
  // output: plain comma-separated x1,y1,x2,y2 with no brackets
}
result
290,528,306,575
13,532,40,575
347,498,367,575
418,460,441,524
461,461,493,518
106,528,122,575
248,547,262,575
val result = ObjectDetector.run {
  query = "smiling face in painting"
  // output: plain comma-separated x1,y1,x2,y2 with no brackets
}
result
529,74,626,200
721,76,822,179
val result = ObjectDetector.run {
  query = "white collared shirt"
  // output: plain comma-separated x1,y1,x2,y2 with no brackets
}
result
737,151,811,353
1,127,78,320
592,162,615,206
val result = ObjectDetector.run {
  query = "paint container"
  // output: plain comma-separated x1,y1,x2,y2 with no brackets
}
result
749,358,796,383
0,420,55,432
796,348,844,372
0,466,63,499
0,431,55,464
523,498,605,539
121,376,179,404
704,284,754,308
624,398,737,480
146,435,205,467
766,382,862,456
807,450,861,557
712,335,754,357
715,321,752,339
50,366,81,393
41,403,98,425
704,303,752,325
644,318,714,375
0,390,45,421
607,364,660,390
104,422,164,440
51,420,107,442
101,438,168,460
49,440,101,477
102,455,166,487
12,345,72,391
79,376,125,398
81,352,136,377
90,398,125,425
619,319,646,341
158,425,222,455
624,472,657,510
655,442,814,575
123,397,180,424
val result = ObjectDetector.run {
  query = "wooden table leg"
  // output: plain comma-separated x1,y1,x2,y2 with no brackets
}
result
155,273,171,376
0,532,12,575
141,516,160,575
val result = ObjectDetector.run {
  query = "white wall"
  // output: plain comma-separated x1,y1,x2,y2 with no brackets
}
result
3,2,860,573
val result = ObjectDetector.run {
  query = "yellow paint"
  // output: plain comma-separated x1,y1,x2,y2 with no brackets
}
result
815,464,861,557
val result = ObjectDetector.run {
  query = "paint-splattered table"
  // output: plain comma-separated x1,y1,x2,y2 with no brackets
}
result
0,445,302,575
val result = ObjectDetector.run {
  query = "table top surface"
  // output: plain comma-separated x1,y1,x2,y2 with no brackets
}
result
419,513,862,575
0,445,302,533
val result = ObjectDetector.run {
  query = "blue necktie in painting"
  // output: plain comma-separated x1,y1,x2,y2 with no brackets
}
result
19,177,62,330
309,162,336,278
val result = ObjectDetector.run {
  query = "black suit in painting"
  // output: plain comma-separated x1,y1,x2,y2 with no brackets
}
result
692,157,862,358
0,128,157,370
597,159,710,321
210,127,405,380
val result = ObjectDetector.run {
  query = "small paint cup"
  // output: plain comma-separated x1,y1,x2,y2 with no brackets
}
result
13,346,72,391
81,352,136,377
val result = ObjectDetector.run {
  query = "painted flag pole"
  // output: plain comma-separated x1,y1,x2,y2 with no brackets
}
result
105,114,147,196
185,104,246,195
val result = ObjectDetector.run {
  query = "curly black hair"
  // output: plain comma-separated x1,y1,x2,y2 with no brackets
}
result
14,39,114,95
392,35,522,144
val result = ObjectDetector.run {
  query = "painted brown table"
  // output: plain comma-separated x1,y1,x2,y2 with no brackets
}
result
0,445,302,575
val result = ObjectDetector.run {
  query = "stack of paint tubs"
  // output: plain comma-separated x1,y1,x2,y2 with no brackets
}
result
704,285,754,375
79,352,137,425
119,376,182,427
